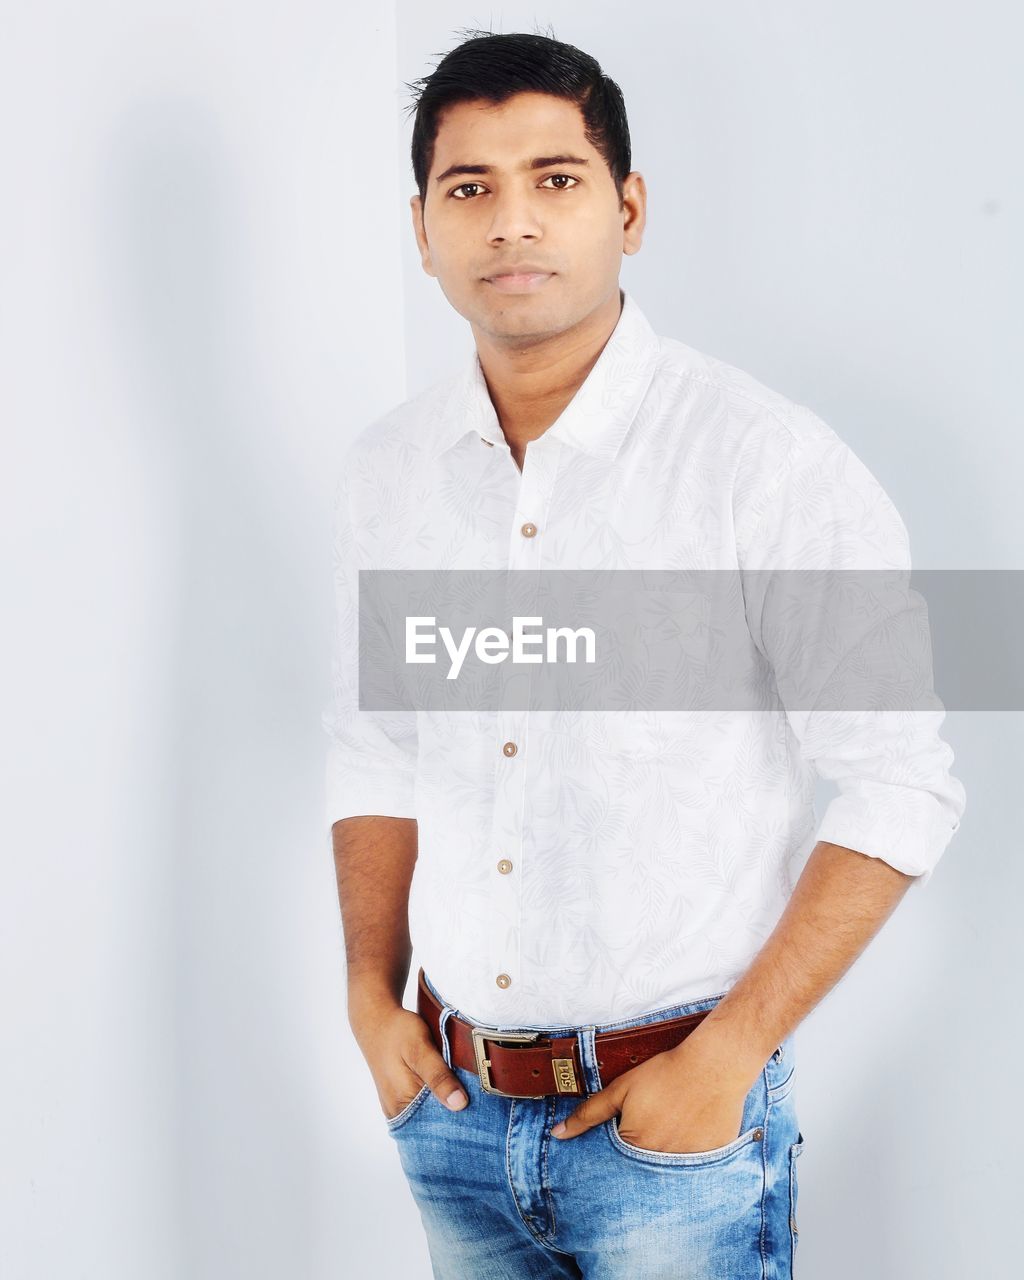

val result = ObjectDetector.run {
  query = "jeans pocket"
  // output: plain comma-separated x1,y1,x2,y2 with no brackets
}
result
384,1083,432,1133
606,1114,765,1168
789,1133,805,1264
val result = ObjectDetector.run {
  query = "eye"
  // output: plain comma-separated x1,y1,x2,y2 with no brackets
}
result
447,173,582,200
539,174,580,190
449,182,486,200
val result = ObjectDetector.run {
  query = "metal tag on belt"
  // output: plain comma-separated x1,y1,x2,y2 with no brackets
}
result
552,1058,578,1092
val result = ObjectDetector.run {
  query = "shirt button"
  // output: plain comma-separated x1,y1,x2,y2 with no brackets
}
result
502,741,518,757
520,522,537,538
496,973,512,989
497,859,513,874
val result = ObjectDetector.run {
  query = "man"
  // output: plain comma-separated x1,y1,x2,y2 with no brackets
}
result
323,29,966,1279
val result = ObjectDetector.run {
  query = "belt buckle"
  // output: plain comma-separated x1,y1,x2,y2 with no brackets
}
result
470,1026,545,1098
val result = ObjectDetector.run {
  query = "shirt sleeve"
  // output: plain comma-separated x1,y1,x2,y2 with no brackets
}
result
321,454,419,833
734,409,966,888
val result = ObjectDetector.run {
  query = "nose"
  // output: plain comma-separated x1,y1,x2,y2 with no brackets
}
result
486,188,543,246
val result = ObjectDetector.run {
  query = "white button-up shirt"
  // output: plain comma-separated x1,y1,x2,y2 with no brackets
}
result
322,289,966,1028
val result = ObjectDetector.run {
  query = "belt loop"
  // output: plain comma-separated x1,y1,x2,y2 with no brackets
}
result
420,968,456,1069
438,1006,455,1069
578,1026,601,1094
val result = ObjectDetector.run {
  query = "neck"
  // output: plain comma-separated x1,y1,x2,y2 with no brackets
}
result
472,287,624,457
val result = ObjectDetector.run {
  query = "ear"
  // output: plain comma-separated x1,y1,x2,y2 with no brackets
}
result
620,171,647,258
410,194,436,277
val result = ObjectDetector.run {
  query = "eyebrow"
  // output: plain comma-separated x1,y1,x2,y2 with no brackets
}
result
434,154,591,184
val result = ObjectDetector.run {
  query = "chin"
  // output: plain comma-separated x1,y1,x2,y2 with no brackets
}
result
488,313,563,342
483,295,562,324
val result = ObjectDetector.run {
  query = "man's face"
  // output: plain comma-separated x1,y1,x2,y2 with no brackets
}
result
410,91,645,346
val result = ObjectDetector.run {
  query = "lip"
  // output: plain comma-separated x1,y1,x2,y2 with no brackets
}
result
484,271,554,294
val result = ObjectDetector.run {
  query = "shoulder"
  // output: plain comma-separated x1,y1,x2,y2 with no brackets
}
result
329,368,467,526
343,369,461,472
652,333,834,457
327,372,455,531
651,334,894,511
646,332,907,553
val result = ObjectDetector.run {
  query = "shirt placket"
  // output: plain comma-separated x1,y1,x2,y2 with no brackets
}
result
485,439,562,1010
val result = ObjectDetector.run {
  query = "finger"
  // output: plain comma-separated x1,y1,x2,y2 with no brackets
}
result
552,1086,621,1139
383,1080,424,1121
413,1049,469,1111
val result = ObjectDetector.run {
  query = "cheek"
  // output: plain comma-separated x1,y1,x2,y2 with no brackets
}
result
560,210,623,255
425,239,474,286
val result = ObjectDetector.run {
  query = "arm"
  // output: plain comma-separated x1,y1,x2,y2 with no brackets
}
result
333,811,468,1117
332,814,418,1030
682,837,914,1081
553,417,966,1149
554,838,914,1148
322,455,469,1116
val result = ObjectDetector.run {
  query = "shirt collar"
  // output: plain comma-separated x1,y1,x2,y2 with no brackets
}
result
430,288,662,463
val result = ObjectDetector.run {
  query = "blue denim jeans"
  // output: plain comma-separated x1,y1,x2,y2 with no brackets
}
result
385,970,805,1279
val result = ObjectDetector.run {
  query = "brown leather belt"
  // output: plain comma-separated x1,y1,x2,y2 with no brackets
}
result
416,967,717,1099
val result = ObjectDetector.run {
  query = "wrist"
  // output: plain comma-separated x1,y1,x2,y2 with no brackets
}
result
347,976,405,1029
672,1022,771,1093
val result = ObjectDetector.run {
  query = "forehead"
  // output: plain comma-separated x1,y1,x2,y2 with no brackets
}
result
430,92,593,169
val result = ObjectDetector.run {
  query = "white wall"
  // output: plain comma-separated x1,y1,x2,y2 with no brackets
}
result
2,3,1018,1278
396,4,1021,1277
0,3,424,1278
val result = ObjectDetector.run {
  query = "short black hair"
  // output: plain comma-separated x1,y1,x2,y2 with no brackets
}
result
404,27,631,210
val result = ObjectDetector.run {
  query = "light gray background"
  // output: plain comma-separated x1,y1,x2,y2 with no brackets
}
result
2,3,1019,1278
